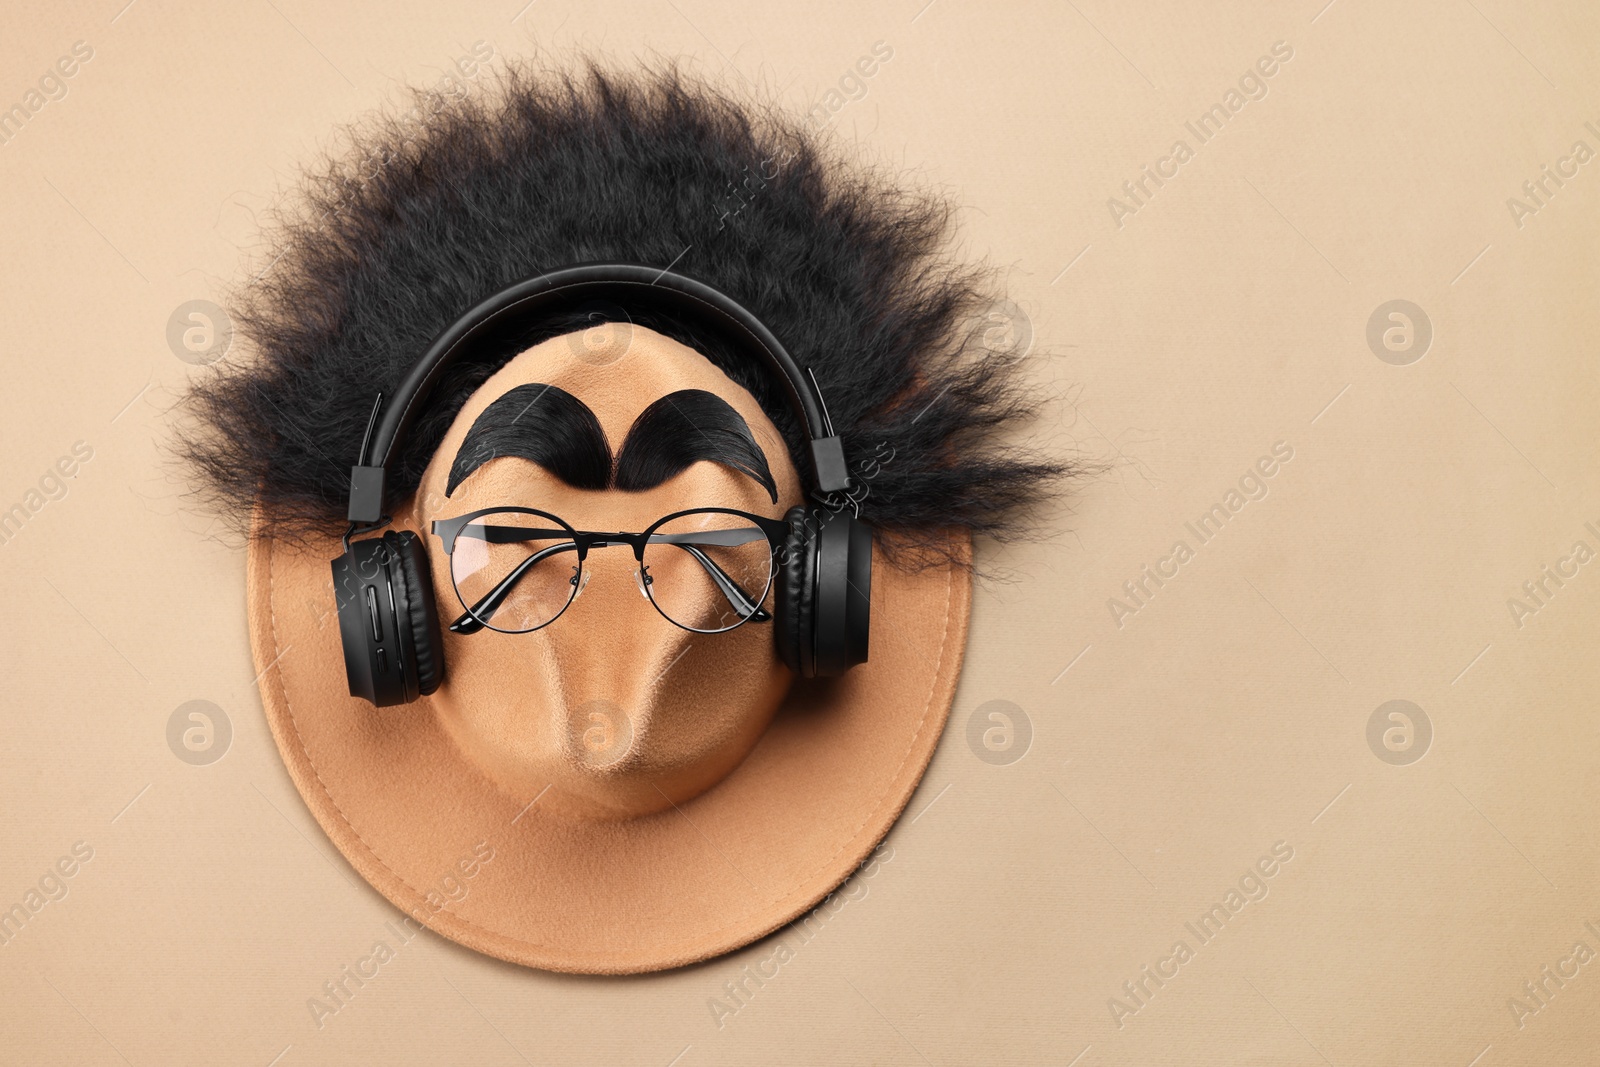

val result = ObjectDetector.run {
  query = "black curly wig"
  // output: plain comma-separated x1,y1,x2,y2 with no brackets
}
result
180,58,1067,567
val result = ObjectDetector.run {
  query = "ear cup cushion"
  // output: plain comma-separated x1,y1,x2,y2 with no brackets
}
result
775,506,815,677
385,530,444,696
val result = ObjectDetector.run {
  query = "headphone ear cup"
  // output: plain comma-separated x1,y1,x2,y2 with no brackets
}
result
774,506,816,677
809,510,872,676
383,530,444,698
332,538,402,706
330,531,444,708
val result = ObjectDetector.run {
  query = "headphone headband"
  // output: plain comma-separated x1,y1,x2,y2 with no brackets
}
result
346,263,851,524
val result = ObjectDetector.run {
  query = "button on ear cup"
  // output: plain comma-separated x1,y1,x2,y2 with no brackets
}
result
384,530,443,697
774,506,816,677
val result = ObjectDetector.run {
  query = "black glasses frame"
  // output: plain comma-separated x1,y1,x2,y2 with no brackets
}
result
430,505,793,636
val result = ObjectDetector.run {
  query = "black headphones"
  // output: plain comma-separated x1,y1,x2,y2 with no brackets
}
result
331,263,873,707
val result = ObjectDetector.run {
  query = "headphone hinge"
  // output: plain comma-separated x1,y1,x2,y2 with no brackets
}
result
347,465,388,524
810,436,851,495
341,515,392,552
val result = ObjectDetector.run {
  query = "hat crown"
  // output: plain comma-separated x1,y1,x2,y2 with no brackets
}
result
412,325,800,820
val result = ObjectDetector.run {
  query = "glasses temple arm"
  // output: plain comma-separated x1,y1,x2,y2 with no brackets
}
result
674,544,771,623
449,542,579,634
647,527,768,547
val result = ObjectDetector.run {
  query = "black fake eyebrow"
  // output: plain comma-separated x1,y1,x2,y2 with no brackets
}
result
447,383,610,496
615,389,777,503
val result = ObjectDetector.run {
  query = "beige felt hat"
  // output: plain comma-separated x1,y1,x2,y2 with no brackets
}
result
247,323,970,974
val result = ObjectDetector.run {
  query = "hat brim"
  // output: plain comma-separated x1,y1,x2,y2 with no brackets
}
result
248,521,970,974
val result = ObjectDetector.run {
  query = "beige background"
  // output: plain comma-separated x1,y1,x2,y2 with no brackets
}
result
2,0,1598,1063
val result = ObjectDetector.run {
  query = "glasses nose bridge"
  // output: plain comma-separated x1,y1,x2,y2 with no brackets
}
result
574,533,653,603
578,531,650,561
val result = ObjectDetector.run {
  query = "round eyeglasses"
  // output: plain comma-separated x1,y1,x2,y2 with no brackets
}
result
430,506,793,635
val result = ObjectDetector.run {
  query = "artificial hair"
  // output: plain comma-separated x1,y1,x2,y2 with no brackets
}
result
178,57,1069,567
447,383,609,496
615,390,777,504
